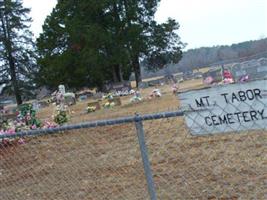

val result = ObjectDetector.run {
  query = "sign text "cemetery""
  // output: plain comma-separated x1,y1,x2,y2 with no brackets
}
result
179,80,267,135
195,88,266,126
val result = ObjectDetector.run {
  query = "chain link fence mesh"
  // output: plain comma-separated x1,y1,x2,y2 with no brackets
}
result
0,105,266,199
143,117,266,199
0,124,149,200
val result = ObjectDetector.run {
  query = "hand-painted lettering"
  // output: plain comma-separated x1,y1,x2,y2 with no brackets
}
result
220,88,262,104
195,96,210,107
204,109,266,126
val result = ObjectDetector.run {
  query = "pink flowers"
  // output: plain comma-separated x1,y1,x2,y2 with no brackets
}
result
6,128,16,134
0,125,16,135
0,128,17,146
204,76,214,84
0,103,63,146
0,130,5,136
18,138,25,144
0,120,58,146
43,121,58,129
26,115,31,121
31,124,37,129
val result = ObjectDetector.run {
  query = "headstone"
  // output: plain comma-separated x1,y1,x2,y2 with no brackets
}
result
1,113,17,121
2,104,17,120
93,92,104,99
58,85,66,94
103,81,131,93
258,58,267,66
193,72,203,79
202,68,222,84
88,101,101,110
0,83,7,95
232,58,267,81
36,87,51,100
139,82,149,89
108,97,121,106
32,101,40,111
79,95,88,101
38,100,50,108
183,71,194,80
147,79,158,86
76,89,94,99
175,73,184,83
3,104,17,114
65,95,76,106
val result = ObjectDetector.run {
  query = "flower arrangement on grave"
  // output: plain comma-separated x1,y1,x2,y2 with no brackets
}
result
42,121,58,129
103,93,114,100
149,88,161,99
52,85,70,125
103,102,115,108
0,103,40,145
0,120,16,134
222,70,234,84
171,83,179,94
0,119,27,144
0,103,41,134
17,103,42,129
204,76,214,85
53,104,69,125
130,96,142,103
0,119,25,145
239,74,249,82
87,106,96,113
0,85,73,145
0,100,67,145
102,93,116,108
130,90,142,103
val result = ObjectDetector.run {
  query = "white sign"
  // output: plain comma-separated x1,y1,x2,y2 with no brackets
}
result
178,79,267,135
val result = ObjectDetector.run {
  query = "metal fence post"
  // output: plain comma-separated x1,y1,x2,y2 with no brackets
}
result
135,115,157,200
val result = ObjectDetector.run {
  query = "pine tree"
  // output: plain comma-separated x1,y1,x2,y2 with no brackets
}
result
115,0,184,87
0,0,36,105
37,0,184,89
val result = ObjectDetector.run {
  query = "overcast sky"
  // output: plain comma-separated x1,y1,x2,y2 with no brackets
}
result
23,0,267,50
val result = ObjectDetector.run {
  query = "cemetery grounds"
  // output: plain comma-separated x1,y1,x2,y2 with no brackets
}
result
0,79,266,199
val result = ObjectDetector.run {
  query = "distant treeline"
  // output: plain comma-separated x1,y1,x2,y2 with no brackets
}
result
142,38,267,78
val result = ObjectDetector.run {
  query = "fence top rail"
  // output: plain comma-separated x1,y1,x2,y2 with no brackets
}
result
0,110,184,139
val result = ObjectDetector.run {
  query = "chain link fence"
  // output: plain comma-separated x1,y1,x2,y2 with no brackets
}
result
0,105,266,199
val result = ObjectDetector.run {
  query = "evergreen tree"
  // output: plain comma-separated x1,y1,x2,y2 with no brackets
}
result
0,0,36,104
37,0,184,89
37,0,115,89
115,0,184,87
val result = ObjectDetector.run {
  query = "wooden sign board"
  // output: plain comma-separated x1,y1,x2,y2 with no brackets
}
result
178,79,267,135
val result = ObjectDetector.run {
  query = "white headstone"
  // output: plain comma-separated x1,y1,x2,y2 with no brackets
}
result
58,85,66,94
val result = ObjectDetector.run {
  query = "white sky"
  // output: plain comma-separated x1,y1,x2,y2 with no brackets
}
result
23,0,267,50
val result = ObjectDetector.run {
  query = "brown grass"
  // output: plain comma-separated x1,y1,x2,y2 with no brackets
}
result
37,79,204,123
0,79,266,200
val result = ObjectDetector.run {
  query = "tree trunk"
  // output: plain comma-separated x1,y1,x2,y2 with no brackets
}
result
112,65,119,82
133,55,142,88
113,64,124,83
0,8,22,105
118,64,123,82
8,53,22,105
